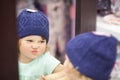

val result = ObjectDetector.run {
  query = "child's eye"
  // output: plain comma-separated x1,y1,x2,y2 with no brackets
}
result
26,40,33,42
39,40,45,43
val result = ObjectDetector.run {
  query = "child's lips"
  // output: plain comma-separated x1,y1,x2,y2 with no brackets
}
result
32,50,38,53
32,50,38,55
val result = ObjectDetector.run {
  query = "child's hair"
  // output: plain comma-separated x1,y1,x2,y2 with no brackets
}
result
33,0,43,11
65,32,118,80
17,9,49,43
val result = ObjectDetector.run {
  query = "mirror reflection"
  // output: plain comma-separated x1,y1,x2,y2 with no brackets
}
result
17,0,75,80
16,0,120,80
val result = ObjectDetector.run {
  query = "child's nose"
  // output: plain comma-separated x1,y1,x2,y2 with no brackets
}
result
31,43,39,49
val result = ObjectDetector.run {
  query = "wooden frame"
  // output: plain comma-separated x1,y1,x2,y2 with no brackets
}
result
0,1,18,80
75,0,96,35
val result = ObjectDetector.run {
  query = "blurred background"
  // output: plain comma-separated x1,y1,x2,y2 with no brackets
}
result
96,0,120,79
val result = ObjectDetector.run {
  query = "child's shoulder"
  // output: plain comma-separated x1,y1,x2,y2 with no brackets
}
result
38,51,59,62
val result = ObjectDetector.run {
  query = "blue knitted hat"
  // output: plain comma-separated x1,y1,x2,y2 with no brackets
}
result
17,9,49,43
66,32,118,80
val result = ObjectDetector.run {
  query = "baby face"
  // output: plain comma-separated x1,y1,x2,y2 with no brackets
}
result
19,35,47,63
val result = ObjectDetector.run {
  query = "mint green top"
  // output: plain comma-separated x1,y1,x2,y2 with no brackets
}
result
18,51,60,80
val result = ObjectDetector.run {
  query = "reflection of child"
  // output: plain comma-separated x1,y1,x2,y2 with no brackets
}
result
64,32,118,80
17,9,64,80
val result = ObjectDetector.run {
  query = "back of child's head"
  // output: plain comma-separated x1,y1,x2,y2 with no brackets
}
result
17,9,49,43
65,31,118,80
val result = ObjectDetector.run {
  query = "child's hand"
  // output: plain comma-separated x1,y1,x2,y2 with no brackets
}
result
41,71,69,80
41,75,46,80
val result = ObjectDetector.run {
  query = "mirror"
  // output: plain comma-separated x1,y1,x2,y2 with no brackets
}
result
17,0,76,63
17,0,76,80
16,0,120,80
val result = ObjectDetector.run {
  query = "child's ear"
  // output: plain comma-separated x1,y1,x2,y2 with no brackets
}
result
63,55,69,67
45,45,50,52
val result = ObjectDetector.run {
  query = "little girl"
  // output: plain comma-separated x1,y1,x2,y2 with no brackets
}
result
41,31,118,80
17,9,64,80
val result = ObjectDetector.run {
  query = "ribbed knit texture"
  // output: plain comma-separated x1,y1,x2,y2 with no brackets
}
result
66,32,118,80
17,9,49,43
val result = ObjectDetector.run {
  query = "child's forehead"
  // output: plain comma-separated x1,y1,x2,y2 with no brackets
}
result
21,35,44,40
